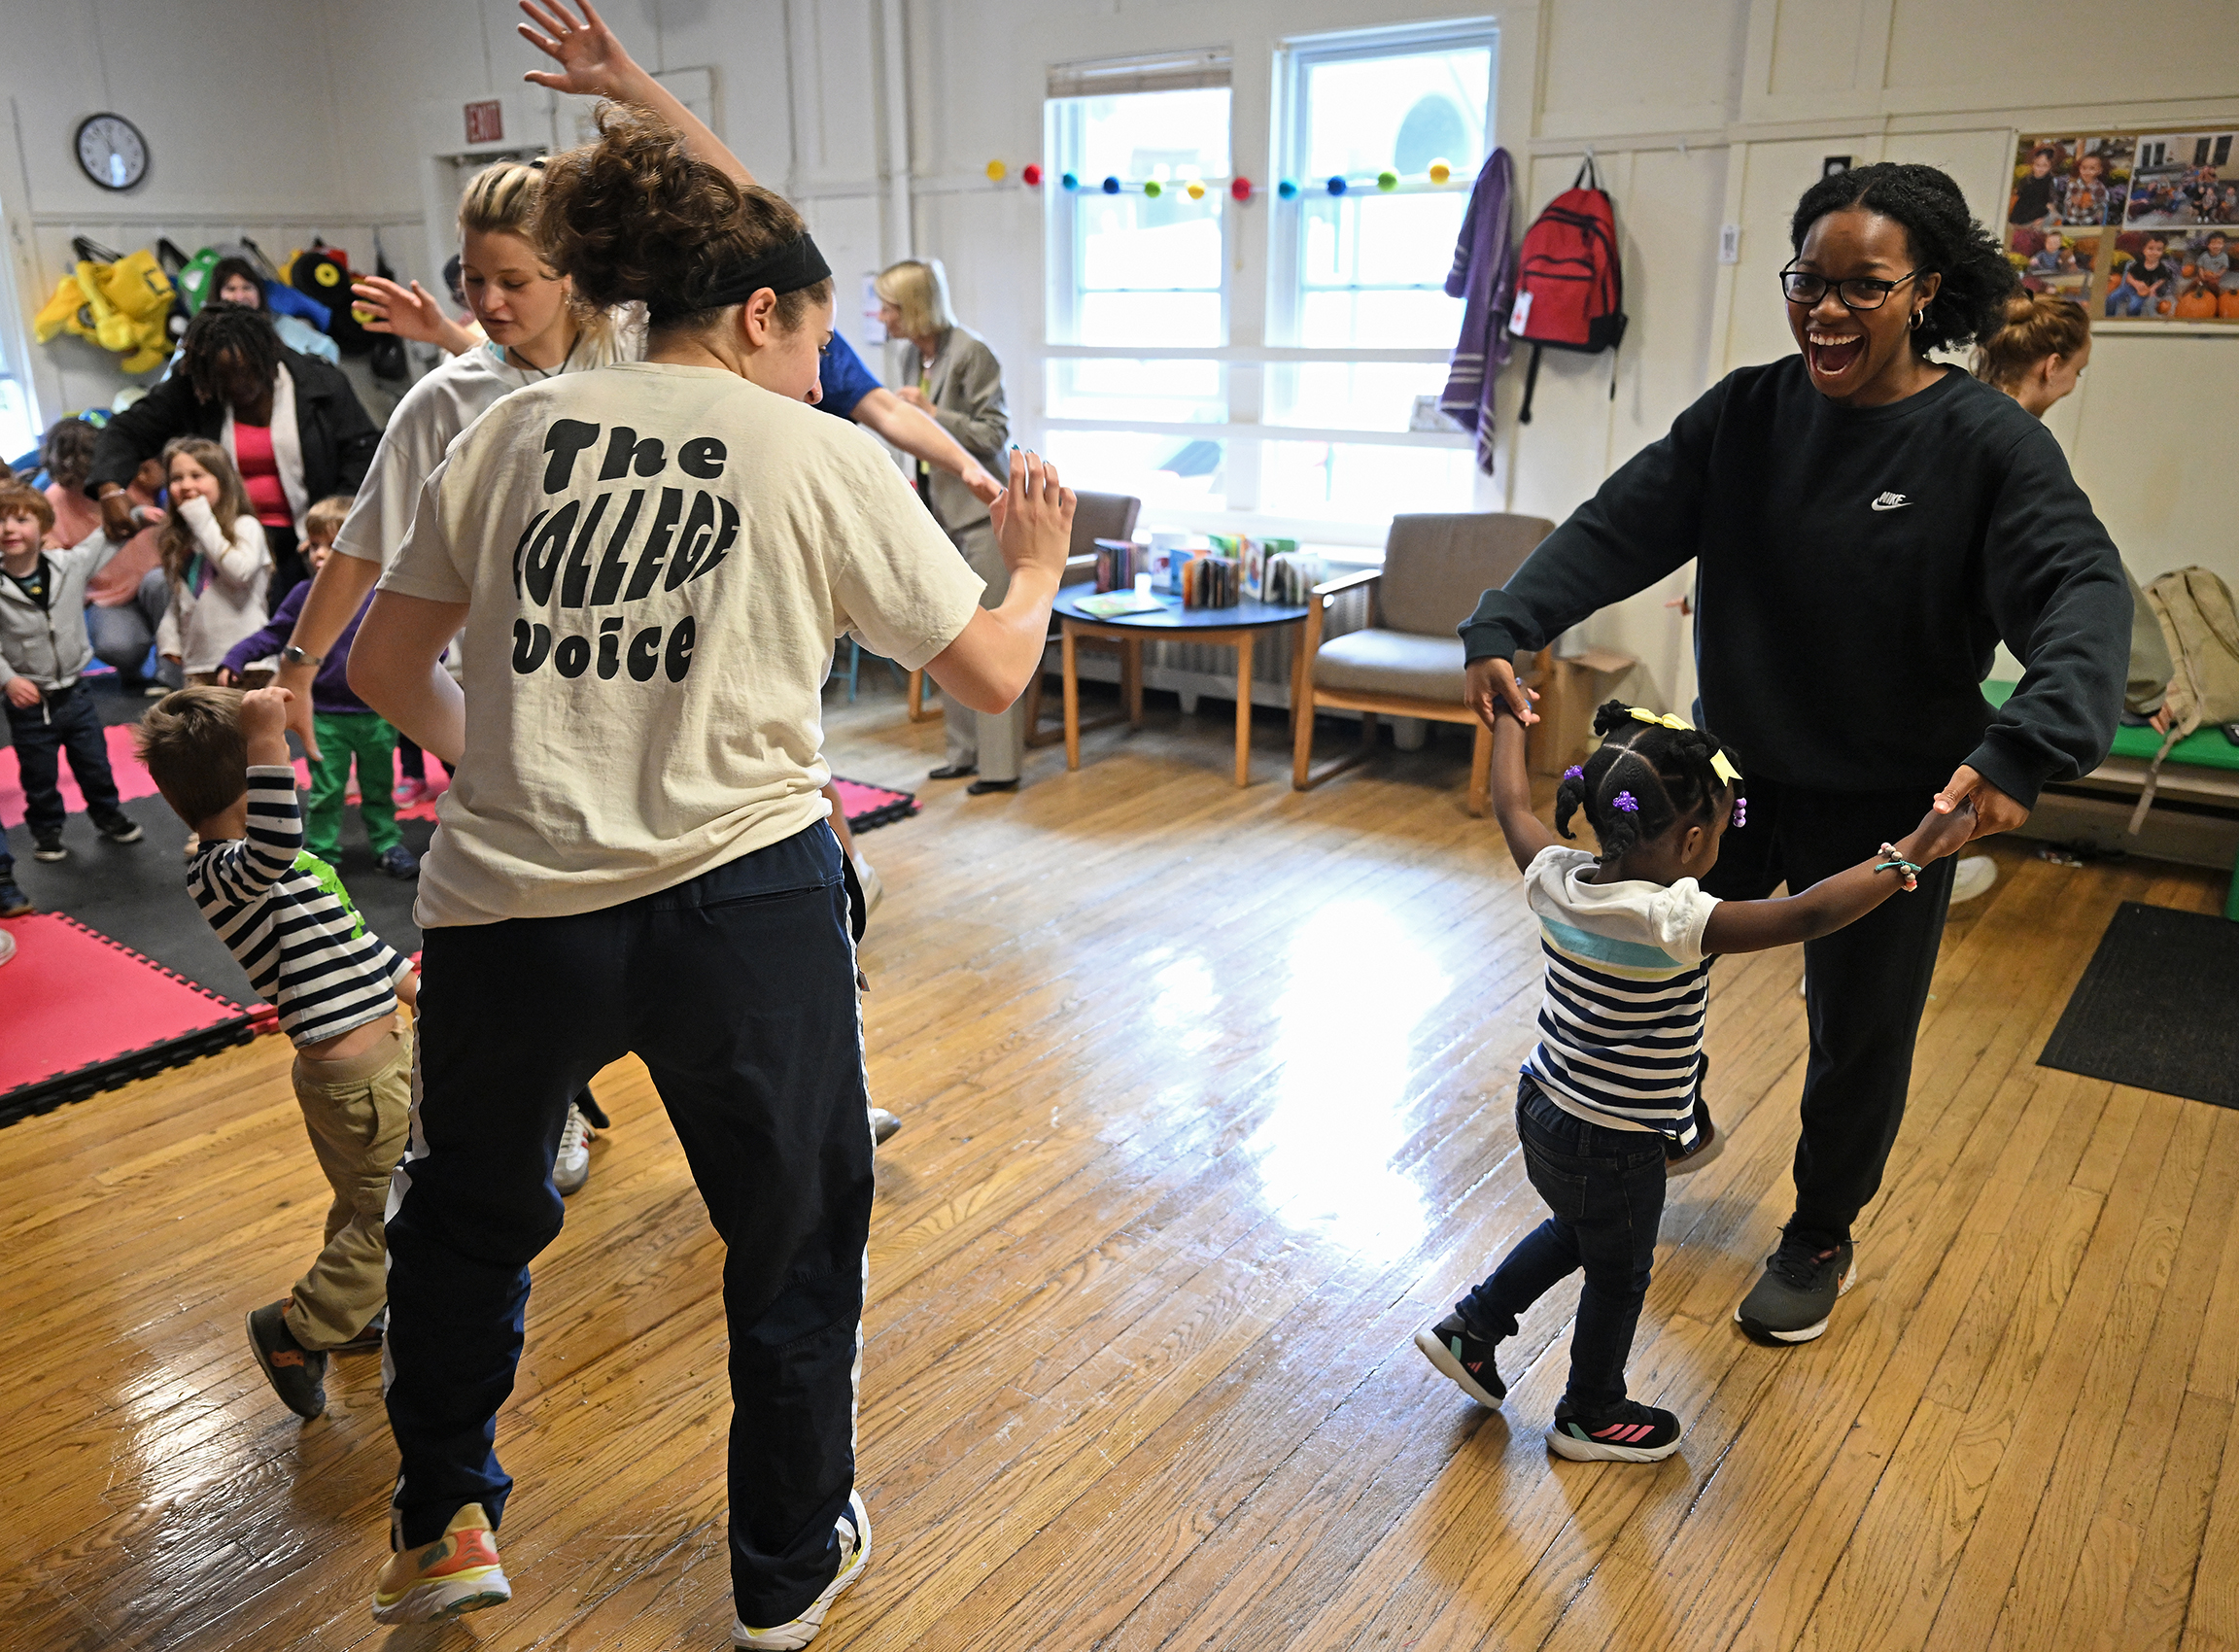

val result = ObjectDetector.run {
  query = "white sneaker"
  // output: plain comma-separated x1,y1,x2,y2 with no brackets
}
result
1949,854,1997,906
734,1491,870,1649
851,851,884,915
553,1102,592,1195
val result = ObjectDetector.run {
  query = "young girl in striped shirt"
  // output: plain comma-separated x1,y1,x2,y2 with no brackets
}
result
1416,699,1975,1461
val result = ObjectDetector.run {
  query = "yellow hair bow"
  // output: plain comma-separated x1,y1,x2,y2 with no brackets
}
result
1626,706,1742,788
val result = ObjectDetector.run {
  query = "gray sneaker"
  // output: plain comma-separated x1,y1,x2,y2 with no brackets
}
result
553,1102,592,1194
1736,1230,1855,1344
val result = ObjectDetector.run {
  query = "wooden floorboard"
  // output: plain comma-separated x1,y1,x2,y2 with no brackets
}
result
1,680,2231,1652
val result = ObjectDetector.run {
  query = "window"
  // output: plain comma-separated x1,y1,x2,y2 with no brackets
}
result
1044,58,1233,508
1034,31,1495,537
1261,24,1495,521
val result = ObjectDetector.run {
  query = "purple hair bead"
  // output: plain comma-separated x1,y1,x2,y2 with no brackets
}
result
1612,791,1639,813
1732,797,1748,828
1563,765,1585,782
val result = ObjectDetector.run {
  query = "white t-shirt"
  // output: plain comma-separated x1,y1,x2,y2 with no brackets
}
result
381,361,985,928
1520,846,1721,1142
334,307,647,572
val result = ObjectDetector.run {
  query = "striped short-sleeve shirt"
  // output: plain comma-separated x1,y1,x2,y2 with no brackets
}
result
188,767,410,1048
1520,846,1721,1146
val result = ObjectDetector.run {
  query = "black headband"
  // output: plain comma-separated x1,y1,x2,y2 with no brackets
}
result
650,233,831,325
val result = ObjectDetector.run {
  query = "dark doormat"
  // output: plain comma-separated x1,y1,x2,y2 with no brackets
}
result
2039,902,2239,1107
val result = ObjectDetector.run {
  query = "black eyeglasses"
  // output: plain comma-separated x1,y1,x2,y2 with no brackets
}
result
1779,265,1926,310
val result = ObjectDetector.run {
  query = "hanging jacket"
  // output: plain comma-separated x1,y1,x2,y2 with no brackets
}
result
0,532,128,692
84,349,378,534
1437,147,1518,475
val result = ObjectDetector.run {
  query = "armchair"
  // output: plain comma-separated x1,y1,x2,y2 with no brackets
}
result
1289,512,1556,816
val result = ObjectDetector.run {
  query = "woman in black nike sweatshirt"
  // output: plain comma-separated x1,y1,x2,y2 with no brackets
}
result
1458,162,2127,1345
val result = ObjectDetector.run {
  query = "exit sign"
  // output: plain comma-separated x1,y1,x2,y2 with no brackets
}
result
465,100,504,145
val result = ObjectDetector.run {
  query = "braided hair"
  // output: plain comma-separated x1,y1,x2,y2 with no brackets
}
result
1554,701,1744,864
179,302,281,406
1790,161,2017,357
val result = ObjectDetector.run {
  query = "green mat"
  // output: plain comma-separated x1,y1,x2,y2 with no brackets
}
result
1982,680,2239,772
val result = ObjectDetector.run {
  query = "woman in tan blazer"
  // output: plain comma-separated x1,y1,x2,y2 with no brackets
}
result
877,258,1019,793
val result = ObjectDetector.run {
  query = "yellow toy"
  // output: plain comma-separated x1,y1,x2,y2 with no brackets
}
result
31,248,174,374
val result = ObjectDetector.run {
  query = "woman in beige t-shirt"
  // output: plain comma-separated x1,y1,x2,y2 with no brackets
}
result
347,104,1074,1645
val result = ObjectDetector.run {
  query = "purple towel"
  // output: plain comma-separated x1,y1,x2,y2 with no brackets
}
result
1438,148,1517,475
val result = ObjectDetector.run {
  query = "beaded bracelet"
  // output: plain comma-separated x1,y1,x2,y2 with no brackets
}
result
1875,843,1922,892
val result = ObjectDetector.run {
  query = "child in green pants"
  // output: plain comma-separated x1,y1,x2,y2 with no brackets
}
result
218,498,418,878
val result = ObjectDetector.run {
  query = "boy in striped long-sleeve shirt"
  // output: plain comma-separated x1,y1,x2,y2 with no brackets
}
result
139,684,417,1420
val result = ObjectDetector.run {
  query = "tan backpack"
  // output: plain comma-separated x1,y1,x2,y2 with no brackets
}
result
2127,567,2239,833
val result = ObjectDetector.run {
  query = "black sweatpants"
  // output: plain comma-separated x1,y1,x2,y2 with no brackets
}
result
382,823,874,1626
1701,772,1956,1249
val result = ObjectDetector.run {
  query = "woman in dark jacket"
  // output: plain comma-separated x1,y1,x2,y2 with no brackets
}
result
1460,163,2128,1348
86,304,377,603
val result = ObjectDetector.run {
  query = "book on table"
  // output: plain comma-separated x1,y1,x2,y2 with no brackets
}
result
1073,589,1169,619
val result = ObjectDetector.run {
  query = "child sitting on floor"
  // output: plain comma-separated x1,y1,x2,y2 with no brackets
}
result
219,496,417,880
137,684,417,1420
0,479,146,866
1414,699,1973,1463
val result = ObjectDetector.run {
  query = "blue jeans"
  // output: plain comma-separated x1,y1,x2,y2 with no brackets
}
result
1457,1075,1668,1417
383,824,871,1626
2105,285,2149,317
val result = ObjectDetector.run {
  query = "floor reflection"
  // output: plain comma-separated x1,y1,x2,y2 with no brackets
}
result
1247,897,1453,1262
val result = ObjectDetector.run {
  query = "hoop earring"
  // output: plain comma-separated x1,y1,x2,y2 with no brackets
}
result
1909,307,1926,330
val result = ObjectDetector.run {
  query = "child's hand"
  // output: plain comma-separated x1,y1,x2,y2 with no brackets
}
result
1904,799,1977,864
5,676,40,709
238,685,294,742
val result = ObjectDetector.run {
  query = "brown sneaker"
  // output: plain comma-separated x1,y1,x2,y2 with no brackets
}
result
246,1301,327,1418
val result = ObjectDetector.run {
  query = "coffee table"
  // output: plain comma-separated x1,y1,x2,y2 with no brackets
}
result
1052,590,1312,786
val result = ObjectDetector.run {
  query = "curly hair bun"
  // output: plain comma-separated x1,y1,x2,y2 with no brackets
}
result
1790,161,2018,355
535,102,823,329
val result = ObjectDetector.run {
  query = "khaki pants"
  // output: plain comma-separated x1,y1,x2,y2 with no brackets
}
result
282,1023,413,1351
942,521,1026,782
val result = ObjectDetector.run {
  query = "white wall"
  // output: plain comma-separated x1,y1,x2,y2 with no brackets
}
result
9,0,2236,718
1,0,416,430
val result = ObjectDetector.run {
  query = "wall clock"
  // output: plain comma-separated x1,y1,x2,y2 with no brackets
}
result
75,113,148,191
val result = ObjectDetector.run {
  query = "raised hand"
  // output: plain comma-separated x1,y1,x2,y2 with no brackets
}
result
517,0,638,101
351,277,460,348
988,449,1074,585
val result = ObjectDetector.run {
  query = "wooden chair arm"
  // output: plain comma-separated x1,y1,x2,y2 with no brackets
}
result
1311,567,1383,602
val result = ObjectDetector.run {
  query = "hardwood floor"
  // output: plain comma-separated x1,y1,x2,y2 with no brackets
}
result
3,680,2231,1651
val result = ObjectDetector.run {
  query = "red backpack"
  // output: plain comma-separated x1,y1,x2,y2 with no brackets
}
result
1508,157,1626,423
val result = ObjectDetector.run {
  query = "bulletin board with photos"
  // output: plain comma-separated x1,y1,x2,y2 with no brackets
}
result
2006,129,2239,325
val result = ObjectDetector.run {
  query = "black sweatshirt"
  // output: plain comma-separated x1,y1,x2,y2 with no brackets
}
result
1459,359,2129,809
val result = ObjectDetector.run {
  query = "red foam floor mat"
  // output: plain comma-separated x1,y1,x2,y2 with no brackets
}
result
832,776,917,832
0,912,253,1124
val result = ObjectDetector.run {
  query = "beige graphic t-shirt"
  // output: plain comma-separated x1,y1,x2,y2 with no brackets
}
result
382,360,984,927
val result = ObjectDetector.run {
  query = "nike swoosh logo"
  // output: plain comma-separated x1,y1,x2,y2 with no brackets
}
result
1870,493,1911,511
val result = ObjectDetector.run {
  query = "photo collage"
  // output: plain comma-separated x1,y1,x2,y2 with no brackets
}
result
2006,129,2239,323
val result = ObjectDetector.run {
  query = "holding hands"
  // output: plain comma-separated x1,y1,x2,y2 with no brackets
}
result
1932,764,2028,843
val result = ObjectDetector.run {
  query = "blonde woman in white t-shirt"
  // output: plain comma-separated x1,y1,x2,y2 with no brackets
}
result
347,104,1074,1645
